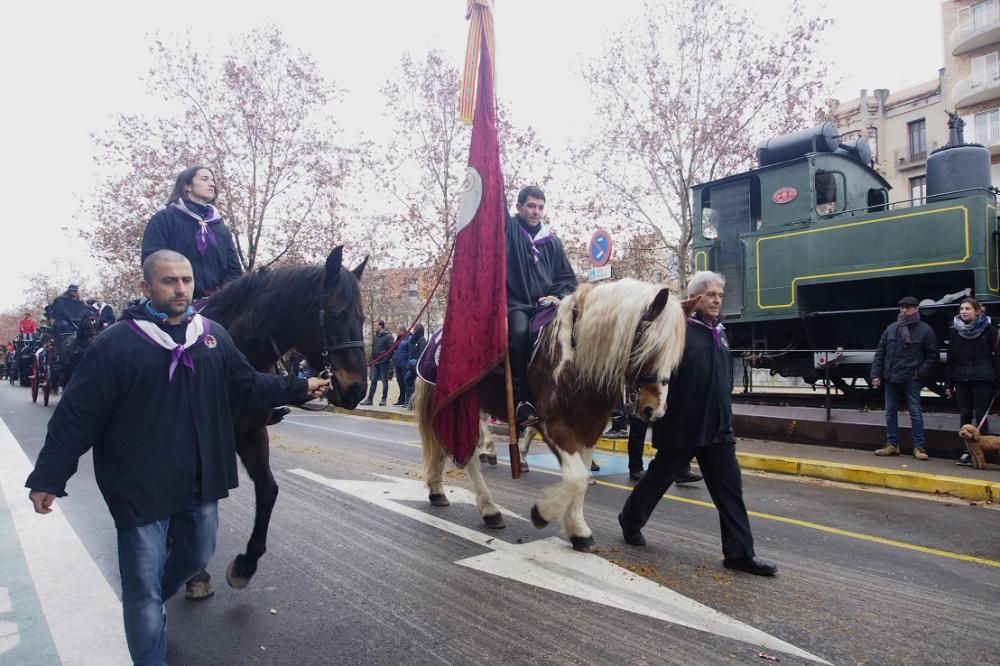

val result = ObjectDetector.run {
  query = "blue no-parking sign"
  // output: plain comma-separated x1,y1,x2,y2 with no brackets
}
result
588,229,613,267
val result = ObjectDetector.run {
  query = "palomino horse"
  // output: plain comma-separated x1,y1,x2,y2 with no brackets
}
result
415,279,695,551
191,245,368,593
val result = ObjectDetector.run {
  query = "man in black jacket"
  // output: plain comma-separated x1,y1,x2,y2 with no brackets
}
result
871,296,939,460
506,186,577,426
360,319,393,406
25,250,329,665
617,271,777,577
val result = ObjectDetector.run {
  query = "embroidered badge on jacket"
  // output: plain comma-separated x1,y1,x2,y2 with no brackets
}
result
204,335,217,349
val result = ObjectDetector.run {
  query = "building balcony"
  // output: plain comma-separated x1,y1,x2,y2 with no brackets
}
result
893,147,928,171
951,13,1000,55
952,72,1000,107
968,127,1000,154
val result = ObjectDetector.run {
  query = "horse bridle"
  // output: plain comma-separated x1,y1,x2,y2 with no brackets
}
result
621,312,664,416
268,306,364,408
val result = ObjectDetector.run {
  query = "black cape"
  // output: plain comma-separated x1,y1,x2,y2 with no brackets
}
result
651,317,736,450
142,203,244,298
505,214,577,314
26,303,309,528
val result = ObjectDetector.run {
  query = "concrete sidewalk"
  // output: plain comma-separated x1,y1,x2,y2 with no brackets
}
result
323,402,1000,503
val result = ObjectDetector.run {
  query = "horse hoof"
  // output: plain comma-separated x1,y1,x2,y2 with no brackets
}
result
485,455,498,466
570,535,597,552
478,453,488,463
530,505,548,529
483,512,506,529
429,493,450,507
184,578,214,601
520,460,530,472
226,558,252,590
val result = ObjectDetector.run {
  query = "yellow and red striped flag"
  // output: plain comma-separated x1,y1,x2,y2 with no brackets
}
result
457,0,496,124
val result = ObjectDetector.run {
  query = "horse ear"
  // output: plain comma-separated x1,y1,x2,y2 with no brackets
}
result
681,295,701,319
324,246,344,289
645,288,672,321
351,255,369,281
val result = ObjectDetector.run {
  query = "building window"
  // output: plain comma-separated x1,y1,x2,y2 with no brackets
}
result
971,52,1000,88
960,0,998,36
907,119,927,161
408,281,419,304
909,175,926,206
971,108,1000,145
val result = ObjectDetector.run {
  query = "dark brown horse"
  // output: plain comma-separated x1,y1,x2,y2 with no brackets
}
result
191,245,368,594
416,278,696,551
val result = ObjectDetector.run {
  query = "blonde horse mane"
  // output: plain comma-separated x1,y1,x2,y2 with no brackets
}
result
546,278,687,394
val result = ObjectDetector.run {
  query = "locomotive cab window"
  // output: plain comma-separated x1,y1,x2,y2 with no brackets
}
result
702,207,719,240
815,170,845,215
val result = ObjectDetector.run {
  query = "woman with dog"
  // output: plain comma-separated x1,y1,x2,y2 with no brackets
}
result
944,297,1000,466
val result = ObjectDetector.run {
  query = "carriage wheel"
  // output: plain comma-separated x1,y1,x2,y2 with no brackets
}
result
30,360,39,403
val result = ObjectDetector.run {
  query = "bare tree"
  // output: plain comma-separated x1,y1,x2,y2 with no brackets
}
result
360,49,559,322
82,26,352,300
571,0,829,292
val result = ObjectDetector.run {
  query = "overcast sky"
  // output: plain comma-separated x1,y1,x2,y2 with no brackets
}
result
0,0,944,309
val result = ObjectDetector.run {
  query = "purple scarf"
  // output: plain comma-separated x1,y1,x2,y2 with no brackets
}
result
172,200,223,255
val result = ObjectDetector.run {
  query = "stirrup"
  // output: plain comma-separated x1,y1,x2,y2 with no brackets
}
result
516,401,539,427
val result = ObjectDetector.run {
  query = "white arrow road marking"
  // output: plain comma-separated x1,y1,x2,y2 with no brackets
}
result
0,587,18,656
0,419,130,665
289,469,829,664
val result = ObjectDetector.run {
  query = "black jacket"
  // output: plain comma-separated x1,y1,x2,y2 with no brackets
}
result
651,317,735,450
945,325,1000,387
25,304,309,528
371,329,393,366
47,295,90,330
871,318,939,384
505,214,577,314
142,202,243,298
97,303,116,327
408,329,427,365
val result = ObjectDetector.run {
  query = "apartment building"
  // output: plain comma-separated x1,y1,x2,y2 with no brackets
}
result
944,0,1000,183
829,1,1000,205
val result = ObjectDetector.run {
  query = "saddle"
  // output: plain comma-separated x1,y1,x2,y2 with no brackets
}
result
416,305,558,386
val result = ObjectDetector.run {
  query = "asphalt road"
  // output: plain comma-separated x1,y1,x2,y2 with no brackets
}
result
3,383,999,665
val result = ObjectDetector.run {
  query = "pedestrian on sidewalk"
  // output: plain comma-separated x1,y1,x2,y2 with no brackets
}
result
360,319,393,406
405,323,427,409
24,251,330,666
617,271,777,576
871,296,939,461
391,324,412,406
944,297,1000,466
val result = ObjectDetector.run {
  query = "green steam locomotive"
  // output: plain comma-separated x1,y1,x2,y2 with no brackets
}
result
691,115,997,392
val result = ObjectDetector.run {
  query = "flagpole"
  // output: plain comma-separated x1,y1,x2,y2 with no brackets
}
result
503,320,522,479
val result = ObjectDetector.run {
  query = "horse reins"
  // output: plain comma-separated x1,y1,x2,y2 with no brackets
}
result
621,312,661,415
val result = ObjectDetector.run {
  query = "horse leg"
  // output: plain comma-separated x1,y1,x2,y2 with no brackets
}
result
530,428,589,533
227,426,278,589
463,450,505,529
518,424,536,472
415,381,450,507
561,446,596,552
478,417,498,465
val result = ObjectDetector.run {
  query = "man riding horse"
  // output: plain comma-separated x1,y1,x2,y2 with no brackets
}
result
506,186,577,427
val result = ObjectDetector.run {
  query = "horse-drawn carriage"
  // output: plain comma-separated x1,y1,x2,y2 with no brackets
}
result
11,336,40,387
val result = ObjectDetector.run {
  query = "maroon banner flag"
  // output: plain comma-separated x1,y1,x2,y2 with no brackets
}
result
432,0,506,466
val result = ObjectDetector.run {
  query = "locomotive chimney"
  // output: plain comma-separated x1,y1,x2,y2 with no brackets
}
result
946,110,966,147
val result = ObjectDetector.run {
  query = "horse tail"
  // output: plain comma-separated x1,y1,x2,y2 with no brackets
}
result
413,379,447,492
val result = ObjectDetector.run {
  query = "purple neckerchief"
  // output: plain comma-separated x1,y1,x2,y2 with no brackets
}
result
125,316,212,381
519,222,553,263
690,314,725,348
172,200,223,255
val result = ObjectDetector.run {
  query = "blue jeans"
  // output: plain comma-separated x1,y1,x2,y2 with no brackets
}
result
884,379,925,448
117,500,219,666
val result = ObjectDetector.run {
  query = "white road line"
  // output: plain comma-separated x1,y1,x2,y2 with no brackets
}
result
290,470,830,665
0,418,130,665
284,417,413,442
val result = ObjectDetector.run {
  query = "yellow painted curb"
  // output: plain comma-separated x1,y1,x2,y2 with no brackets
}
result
320,409,998,502
736,453,994,502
